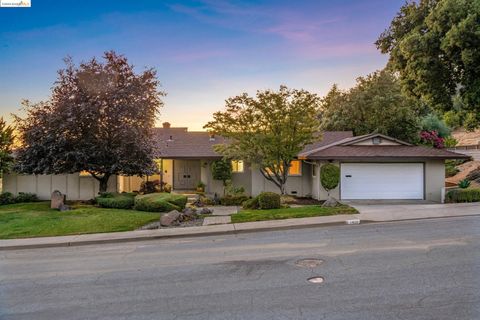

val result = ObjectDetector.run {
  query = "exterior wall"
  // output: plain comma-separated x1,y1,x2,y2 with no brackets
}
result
201,159,252,196
424,159,445,202
310,159,446,202
251,161,312,197
2,173,117,200
118,159,174,193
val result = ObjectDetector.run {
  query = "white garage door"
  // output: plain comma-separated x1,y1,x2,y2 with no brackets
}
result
341,163,424,200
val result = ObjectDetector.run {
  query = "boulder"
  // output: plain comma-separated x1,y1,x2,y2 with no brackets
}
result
51,190,65,209
322,196,339,207
160,210,181,227
199,208,212,215
182,207,197,217
59,204,71,212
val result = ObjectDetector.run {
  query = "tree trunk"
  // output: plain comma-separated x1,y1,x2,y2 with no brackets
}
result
97,174,111,194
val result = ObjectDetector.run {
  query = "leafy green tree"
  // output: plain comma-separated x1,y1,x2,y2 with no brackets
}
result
320,70,423,143
205,86,321,194
14,51,164,193
211,159,232,188
320,163,340,197
0,117,14,175
420,113,451,138
376,0,480,123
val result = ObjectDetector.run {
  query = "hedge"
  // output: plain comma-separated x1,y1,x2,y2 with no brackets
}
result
257,192,281,209
96,192,136,209
242,197,259,209
220,195,249,206
134,193,187,212
445,188,480,203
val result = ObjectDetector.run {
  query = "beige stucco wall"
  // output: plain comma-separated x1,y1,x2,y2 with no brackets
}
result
2,173,118,200
310,159,446,202
200,159,252,196
424,159,445,202
251,161,312,197
118,159,174,193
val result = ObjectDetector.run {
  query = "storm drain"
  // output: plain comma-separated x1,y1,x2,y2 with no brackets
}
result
307,276,325,284
295,258,324,268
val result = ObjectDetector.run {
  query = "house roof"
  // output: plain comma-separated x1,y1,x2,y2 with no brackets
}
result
152,127,353,159
299,133,470,160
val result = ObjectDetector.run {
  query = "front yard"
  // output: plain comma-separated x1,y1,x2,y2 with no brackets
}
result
231,205,358,223
0,202,160,239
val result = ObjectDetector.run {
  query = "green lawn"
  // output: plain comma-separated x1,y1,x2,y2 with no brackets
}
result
0,202,161,239
231,205,358,223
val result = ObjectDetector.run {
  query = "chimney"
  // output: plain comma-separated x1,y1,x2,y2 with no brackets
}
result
162,122,171,129
209,132,215,141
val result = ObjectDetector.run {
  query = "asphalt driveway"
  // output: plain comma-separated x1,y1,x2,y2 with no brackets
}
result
349,202,480,221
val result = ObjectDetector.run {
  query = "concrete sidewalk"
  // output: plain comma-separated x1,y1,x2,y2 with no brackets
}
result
1,203,479,250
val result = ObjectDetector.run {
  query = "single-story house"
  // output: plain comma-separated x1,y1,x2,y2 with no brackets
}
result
2,122,469,202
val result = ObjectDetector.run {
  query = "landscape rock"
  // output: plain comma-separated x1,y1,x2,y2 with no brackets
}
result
322,196,339,207
58,204,71,211
199,208,212,215
160,210,181,227
182,207,197,217
51,190,65,209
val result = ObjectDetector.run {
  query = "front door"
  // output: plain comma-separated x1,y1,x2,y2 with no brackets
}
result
173,160,200,190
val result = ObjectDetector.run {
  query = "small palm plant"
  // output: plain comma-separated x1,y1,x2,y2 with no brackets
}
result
458,179,471,189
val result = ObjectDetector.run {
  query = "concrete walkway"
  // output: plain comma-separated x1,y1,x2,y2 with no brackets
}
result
0,203,479,250
202,206,237,226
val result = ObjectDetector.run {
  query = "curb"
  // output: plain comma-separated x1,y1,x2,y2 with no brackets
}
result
1,214,479,251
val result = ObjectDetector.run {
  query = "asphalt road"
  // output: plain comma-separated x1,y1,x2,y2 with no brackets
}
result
1,216,479,320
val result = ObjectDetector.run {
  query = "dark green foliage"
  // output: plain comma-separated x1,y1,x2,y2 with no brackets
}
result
376,0,480,123
445,160,459,178
320,164,340,192
134,193,187,212
445,188,480,203
140,180,161,194
257,192,281,209
0,117,14,175
15,192,38,203
96,193,135,209
242,197,259,210
420,114,451,138
220,195,249,206
320,71,423,143
211,160,232,186
458,179,471,189
0,192,15,205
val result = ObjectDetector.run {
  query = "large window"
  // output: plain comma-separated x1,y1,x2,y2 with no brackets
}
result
231,160,244,173
288,160,302,176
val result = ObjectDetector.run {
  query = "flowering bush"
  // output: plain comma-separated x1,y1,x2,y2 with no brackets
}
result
419,130,444,148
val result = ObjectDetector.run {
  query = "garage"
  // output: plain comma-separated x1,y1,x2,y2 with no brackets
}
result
340,163,424,200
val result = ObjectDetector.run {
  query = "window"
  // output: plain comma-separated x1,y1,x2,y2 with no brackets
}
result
288,160,302,176
231,160,244,173
79,171,92,177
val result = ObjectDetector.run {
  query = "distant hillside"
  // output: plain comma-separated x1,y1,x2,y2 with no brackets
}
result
452,128,480,146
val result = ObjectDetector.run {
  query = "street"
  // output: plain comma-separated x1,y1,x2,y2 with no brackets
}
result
1,216,479,320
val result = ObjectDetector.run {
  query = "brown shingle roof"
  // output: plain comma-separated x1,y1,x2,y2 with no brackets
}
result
152,128,353,159
302,145,470,160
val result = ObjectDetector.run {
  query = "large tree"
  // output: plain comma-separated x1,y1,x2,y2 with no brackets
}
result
320,70,423,143
14,51,164,193
204,86,321,194
0,117,14,176
376,0,480,127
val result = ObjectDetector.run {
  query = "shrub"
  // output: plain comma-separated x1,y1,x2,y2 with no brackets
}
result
257,192,281,209
15,192,38,203
445,188,480,203
320,163,340,193
96,192,135,209
242,197,259,209
211,159,232,186
458,179,471,189
225,183,245,196
421,114,451,138
445,160,459,178
140,180,162,194
220,195,249,206
134,193,187,212
0,192,15,205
